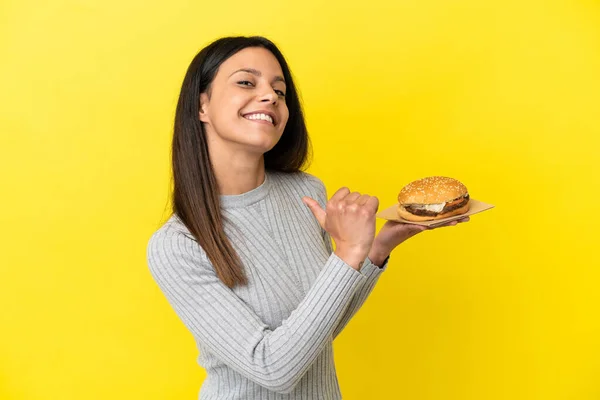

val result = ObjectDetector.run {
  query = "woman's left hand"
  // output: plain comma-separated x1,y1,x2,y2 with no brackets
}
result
368,217,470,265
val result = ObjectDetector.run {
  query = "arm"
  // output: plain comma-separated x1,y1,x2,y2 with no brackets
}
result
306,175,390,339
147,228,368,394
321,229,390,339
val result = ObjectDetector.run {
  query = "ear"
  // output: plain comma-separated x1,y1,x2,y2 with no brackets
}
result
199,92,210,123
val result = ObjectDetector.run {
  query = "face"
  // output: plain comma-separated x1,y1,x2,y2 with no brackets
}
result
199,47,289,156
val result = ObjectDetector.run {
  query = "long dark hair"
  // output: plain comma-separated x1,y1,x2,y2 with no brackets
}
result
172,36,311,288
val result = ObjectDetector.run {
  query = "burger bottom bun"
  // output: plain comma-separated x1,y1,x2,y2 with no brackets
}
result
397,201,471,222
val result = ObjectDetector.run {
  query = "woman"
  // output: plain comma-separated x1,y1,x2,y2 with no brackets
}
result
147,36,468,399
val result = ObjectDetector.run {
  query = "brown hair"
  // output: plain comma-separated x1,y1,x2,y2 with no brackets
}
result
171,36,311,288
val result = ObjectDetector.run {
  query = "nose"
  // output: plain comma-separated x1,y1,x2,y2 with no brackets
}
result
258,87,278,105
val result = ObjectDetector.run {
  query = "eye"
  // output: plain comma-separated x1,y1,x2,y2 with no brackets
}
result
237,80,254,87
275,89,286,97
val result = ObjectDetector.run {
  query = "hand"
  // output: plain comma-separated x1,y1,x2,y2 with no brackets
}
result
303,187,379,270
368,217,470,265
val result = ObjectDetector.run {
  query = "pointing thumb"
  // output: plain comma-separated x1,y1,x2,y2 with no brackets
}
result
302,196,327,229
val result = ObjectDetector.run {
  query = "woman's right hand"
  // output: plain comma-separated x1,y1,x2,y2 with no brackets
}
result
302,187,379,270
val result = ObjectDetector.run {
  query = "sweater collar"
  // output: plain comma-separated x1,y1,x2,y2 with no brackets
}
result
219,170,272,208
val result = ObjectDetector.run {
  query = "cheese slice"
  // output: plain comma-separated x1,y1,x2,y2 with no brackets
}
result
410,202,446,212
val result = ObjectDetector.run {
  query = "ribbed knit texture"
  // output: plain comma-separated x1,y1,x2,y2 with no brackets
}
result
147,170,389,399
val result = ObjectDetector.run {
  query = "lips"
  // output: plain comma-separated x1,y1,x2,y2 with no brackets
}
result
242,111,276,126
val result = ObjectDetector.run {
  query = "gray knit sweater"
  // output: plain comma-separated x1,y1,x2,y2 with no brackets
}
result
147,170,389,399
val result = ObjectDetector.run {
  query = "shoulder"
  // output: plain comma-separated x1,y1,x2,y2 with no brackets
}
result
146,214,209,271
147,214,191,244
299,171,326,193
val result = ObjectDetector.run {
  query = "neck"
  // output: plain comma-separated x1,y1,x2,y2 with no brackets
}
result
211,153,266,196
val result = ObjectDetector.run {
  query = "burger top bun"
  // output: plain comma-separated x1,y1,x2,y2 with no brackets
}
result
398,176,468,204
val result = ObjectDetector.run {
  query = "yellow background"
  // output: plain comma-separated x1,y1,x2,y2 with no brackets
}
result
1,0,599,399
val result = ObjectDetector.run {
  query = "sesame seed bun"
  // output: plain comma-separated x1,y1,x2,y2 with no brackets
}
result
398,176,468,204
397,176,470,221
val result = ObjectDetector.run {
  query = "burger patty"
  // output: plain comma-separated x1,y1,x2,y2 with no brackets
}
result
405,195,469,216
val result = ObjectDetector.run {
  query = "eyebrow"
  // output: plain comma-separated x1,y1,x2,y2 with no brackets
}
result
229,68,286,84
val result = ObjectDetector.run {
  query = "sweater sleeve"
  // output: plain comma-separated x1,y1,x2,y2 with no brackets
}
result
147,228,368,394
305,174,389,339
325,229,390,339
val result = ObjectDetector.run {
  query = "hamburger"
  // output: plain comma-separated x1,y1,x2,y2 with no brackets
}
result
397,176,470,221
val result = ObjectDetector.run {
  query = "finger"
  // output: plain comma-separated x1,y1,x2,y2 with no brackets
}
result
458,217,470,223
435,220,458,228
302,196,327,229
356,194,371,206
330,187,351,203
365,195,380,213
344,192,362,204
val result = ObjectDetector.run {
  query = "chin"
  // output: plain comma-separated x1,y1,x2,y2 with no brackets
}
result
228,135,278,154
242,130,282,151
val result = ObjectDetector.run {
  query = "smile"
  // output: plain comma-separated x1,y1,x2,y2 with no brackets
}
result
243,112,275,125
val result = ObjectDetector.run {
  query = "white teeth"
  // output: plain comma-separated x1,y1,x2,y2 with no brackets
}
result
245,113,274,124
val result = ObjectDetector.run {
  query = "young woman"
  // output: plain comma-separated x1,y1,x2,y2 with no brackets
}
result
147,36,468,399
